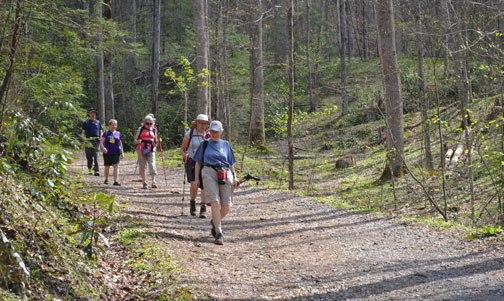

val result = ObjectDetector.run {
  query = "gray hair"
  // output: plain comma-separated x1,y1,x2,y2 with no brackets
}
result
108,119,118,125
143,115,155,124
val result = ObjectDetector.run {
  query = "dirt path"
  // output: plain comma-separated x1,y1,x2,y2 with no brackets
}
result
83,157,504,300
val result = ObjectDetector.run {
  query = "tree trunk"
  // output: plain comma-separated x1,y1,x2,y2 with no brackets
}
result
151,0,161,117
361,0,368,60
121,0,137,129
193,0,210,115
337,0,348,115
306,0,315,112
375,0,405,180
222,0,231,140
416,2,433,171
95,1,105,124
247,0,266,147
0,0,23,110
105,53,115,121
214,0,223,122
288,0,295,190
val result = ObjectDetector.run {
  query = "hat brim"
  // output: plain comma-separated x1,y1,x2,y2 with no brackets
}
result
194,119,210,123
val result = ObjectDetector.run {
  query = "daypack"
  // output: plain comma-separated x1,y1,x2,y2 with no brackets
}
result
137,126,157,156
185,128,210,152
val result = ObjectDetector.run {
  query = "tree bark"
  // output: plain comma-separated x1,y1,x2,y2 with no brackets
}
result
416,2,433,171
306,0,315,112
95,1,105,124
222,0,231,140
193,0,210,116
151,0,161,117
247,0,266,147
288,0,295,190
105,53,115,121
0,0,23,110
375,0,405,179
121,0,137,128
337,0,348,115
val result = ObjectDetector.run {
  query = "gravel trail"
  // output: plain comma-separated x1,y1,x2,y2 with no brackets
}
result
84,158,504,300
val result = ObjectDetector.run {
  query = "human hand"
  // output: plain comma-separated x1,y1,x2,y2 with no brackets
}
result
103,148,108,154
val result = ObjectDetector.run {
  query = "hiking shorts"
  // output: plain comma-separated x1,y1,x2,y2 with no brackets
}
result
103,154,120,166
201,166,233,206
185,159,196,182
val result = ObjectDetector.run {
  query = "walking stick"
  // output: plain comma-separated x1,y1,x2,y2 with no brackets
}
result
81,149,85,173
181,171,186,216
158,140,169,188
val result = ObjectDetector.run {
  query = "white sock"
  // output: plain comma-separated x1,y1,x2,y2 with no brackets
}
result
216,226,222,234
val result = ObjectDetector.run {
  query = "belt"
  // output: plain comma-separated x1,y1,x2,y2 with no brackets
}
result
204,164,229,171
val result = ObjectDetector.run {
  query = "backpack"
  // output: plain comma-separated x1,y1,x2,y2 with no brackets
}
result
184,128,210,152
137,126,157,156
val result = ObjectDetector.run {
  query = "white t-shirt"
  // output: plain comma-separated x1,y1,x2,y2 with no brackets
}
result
186,129,207,159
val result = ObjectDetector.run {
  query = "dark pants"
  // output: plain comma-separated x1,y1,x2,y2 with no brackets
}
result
85,140,100,172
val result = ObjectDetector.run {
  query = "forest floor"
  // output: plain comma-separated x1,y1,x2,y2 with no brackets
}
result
79,157,504,300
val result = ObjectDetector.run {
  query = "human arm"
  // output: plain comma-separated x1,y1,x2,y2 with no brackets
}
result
100,136,107,154
119,140,124,159
134,127,141,145
180,135,190,162
193,162,201,189
230,165,238,187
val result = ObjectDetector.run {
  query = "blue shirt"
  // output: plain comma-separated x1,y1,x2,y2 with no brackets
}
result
82,120,102,138
193,139,236,167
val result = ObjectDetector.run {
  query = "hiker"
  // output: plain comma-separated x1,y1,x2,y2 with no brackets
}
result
100,119,124,186
134,115,160,189
193,120,237,245
180,114,210,218
82,108,103,176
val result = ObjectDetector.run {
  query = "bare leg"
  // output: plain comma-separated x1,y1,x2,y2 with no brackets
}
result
113,164,119,182
211,203,230,229
104,165,110,181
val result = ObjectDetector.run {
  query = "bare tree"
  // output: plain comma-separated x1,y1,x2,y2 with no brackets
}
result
288,0,295,190
337,0,348,115
416,2,433,171
193,0,210,116
222,0,232,140
247,0,266,147
375,0,405,180
94,0,105,124
151,0,161,117
306,0,315,112
121,0,137,128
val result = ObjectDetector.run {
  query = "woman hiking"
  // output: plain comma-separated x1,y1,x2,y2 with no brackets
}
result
193,121,238,245
100,119,124,186
134,115,160,189
180,114,210,218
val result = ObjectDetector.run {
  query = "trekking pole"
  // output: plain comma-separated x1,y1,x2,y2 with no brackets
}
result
81,149,85,173
238,174,261,186
181,171,186,216
158,140,169,188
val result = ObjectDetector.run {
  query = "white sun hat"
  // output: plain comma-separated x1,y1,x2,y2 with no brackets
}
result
209,120,223,132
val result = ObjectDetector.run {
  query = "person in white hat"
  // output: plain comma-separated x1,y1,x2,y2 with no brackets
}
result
180,114,210,217
193,120,238,245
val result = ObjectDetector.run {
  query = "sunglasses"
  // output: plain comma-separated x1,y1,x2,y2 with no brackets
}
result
145,122,153,125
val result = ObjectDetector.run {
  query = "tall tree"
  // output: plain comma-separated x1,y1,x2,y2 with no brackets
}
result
94,0,105,124
193,0,210,116
375,0,405,179
222,0,232,140
104,1,114,121
151,0,161,116
288,0,295,190
337,0,349,115
247,0,266,147
121,0,137,128
416,2,433,171
306,0,315,112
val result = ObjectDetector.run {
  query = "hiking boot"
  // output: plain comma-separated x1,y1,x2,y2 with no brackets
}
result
113,182,121,186
142,182,148,189
152,183,157,188
190,200,196,216
94,172,100,176
210,220,216,238
199,204,207,218
104,179,108,184
214,232,224,245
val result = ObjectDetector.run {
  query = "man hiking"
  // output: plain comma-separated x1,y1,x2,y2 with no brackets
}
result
82,108,103,176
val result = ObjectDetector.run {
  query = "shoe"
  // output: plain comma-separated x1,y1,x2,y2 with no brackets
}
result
215,232,224,245
104,179,108,184
210,220,216,238
190,200,196,216
152,183,157,188
113,182,121,186
94,172,100,176
199,204,207,218
142,183,148,189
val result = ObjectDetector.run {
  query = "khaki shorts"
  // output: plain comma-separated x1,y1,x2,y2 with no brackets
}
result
202,166,233,206
138,150,158,176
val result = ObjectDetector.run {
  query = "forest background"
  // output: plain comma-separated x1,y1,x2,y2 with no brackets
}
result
1,0,504,298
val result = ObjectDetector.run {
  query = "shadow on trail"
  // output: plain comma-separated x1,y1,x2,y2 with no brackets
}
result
285,257,504,300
